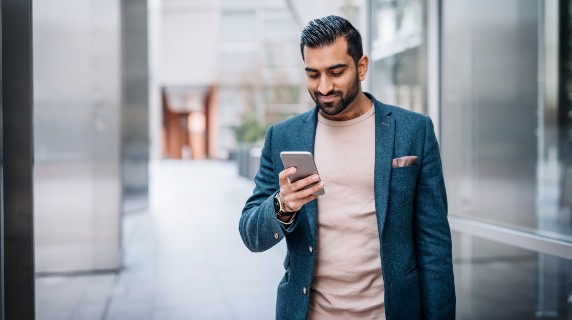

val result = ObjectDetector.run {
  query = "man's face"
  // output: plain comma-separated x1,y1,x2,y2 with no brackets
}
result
303,38,367,119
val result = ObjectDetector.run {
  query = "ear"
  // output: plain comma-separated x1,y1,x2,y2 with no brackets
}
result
357,55,369,81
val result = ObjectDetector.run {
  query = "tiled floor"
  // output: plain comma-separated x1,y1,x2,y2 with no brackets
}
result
36,160,287,320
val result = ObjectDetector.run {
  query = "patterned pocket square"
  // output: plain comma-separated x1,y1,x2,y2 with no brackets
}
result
392,156,418,168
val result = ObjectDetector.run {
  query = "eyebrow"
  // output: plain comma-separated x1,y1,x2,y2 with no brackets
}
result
304,63,348,72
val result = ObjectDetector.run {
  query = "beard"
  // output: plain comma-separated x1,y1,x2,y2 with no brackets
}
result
310,73,360,117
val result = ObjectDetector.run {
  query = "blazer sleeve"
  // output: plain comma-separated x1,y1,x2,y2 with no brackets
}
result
414,116,456,319
239,125,292,252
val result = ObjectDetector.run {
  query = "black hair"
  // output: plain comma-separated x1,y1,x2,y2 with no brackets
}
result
300,15,363,65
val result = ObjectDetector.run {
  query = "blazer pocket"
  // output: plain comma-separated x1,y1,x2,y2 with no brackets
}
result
390,164,419,193
392,163,418,171
391,163,418,179
392,155,418,168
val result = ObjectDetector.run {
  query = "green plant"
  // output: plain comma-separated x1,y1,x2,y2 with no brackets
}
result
233,114,267,144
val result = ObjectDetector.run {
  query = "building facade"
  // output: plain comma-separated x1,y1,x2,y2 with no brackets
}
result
369,0,572,318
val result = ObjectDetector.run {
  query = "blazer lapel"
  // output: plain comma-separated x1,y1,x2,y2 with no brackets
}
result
299,107,319,240
373,99,395,241
298,108,318,152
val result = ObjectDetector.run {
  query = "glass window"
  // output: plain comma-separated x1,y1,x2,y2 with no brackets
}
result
453,232,572,319
221,11,257,42
262,14,298,41
441,0,572,241
222,0,256,4
370,0,426,114
263,41,300,69
219,50,257,74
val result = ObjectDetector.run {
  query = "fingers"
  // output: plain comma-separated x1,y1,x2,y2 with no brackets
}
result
278,167,324,212
281,180,324,212
283,194,319,212
290,174,321,192
279,167,296,184
296,180,324,199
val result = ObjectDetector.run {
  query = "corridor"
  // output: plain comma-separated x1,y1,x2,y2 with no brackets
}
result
36,160,286,320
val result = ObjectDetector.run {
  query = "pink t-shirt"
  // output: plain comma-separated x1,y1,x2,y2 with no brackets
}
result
308,104,385,320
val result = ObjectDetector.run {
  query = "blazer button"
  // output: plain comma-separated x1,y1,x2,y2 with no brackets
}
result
274,232,279,240
308,246,313,253
303,287,307,295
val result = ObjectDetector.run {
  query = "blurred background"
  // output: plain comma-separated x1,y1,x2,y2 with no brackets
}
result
1,0,572,319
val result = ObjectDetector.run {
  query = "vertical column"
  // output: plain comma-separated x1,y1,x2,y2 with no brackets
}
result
537,0,561,316
91,0,122,271
1,0,35,318
0,3,4,318
122,0,149,213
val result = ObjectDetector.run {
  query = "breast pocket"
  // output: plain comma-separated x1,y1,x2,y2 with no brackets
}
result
391,164,418,188
389,164,419,209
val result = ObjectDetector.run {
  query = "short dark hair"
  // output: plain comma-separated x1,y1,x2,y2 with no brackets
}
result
300,15,363,65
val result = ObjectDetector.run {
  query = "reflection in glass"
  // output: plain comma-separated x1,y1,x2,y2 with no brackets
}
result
441,0,572,240
453,232,572,319
370,0,426,114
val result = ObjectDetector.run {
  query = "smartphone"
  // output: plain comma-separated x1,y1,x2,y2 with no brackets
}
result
280,151,325,196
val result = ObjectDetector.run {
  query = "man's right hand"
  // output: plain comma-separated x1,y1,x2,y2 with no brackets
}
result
278,167,324,214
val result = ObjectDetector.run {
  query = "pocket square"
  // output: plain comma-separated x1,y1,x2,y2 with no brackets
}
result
392,156,418,168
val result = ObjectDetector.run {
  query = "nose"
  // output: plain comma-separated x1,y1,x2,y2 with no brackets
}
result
317,75,333,95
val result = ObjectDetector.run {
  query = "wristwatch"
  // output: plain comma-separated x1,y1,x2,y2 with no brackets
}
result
274,193,296,218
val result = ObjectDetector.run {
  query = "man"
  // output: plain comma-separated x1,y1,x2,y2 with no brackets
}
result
239,15,455,320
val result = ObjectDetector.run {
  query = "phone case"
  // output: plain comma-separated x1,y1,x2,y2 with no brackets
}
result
280,151,325,196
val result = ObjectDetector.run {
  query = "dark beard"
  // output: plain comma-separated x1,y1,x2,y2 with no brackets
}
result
311,74,360,117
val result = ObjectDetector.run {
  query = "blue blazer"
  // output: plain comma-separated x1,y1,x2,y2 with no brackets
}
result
239,93,455,320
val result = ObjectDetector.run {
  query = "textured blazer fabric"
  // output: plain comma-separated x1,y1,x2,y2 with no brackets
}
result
239,93,456,320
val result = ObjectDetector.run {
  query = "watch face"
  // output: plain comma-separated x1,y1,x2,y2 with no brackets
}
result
274,195,280,213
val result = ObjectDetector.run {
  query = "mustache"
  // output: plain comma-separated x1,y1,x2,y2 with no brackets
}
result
315,90,342,97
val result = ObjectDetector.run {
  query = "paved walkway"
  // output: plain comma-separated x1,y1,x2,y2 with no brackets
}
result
36,160,286,320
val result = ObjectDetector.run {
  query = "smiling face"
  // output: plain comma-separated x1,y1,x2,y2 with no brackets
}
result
303,37,369,120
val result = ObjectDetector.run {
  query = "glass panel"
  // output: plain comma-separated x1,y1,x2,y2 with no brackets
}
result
441,0,572,240
453,232,572,319
263,41,300,69
221,0,256,5
370,0,427,114
221,11,257,42
219,50,257,73
262,14,298,41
